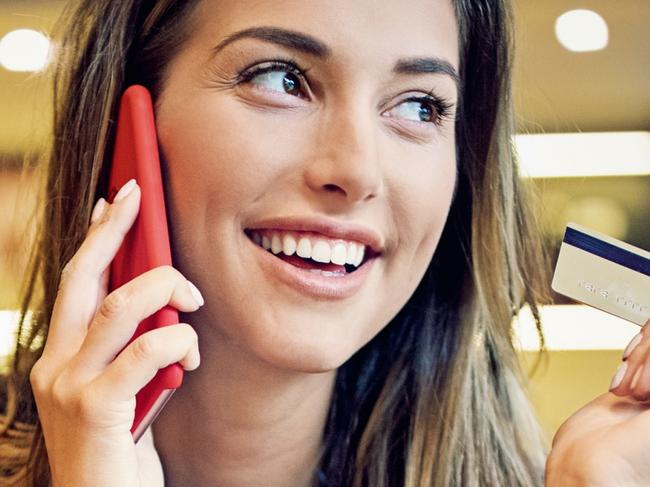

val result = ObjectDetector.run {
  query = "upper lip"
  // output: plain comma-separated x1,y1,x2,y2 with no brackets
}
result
246,216,385,255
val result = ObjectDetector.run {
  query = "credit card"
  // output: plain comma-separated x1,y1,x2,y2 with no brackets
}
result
552,222,650,326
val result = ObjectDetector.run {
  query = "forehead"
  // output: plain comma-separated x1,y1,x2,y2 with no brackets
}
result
190,0,459,71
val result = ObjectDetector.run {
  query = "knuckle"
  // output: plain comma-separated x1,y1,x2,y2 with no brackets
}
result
76,389,100,420
98,289,130,321
153,264,173,276
50,377,99,422
155,264,181,283
131,335,158,364
50,375,71,409
179,323,198,343
58,259,78,288
29,360,49,396
50,377,93,419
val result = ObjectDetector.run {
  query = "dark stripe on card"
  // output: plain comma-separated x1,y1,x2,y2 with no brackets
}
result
564,226,650,277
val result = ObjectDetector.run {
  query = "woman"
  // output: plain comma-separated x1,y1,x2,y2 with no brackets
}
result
2,0,649,485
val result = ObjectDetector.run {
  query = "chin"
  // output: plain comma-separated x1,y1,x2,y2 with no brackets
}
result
248,337,361,374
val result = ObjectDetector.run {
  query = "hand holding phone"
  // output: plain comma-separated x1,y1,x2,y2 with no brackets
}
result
32,180,202,485
108,85,189,441
30,84,202,483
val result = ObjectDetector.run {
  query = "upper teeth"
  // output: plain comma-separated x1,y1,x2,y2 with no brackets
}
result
250,231,366,267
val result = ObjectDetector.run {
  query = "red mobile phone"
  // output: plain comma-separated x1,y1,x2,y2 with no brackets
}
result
107,84,183,442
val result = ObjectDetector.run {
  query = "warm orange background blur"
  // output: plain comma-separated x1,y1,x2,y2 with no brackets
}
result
1,0,649,443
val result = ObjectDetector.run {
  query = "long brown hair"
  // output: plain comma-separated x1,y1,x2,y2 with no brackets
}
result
1,0,549,485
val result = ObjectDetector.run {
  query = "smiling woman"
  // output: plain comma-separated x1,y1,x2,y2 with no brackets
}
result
1,0,553,486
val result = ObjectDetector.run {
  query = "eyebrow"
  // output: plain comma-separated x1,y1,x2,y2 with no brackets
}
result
212,26,460,87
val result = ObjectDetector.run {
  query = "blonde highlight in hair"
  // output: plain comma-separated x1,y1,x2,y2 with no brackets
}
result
0,1,199,483
1,0,549,485
320,1,549,485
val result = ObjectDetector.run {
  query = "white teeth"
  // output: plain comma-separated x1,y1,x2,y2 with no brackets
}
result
345,243,357,265
354,245,365,266
250,231,368,268
296,237,312,258
311,240,331,263
262,235,271,250
331,242,347,265
308,269,346,277
282,234,297,256
271,234,282,254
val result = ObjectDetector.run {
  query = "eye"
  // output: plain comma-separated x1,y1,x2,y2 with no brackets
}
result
237,60,307,99
385,94,453,127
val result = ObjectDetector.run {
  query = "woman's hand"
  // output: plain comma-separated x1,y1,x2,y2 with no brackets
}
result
29,180,204,487
546,319,650,487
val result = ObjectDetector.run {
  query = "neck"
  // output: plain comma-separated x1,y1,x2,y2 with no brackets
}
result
152,312,336,487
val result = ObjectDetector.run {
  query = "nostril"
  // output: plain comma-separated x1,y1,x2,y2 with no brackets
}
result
323,183,344,194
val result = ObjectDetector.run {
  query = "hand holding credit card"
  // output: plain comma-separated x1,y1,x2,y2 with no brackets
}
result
552,222,650,326
547,223,650,486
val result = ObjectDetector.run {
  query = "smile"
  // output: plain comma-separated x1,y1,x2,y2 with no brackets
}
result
248,229,369,271
244,229,379,299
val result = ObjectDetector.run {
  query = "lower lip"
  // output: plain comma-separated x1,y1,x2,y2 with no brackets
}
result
246,235,377,300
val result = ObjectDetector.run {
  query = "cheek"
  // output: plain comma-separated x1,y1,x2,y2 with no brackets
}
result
386,140,457,279
157,96,312,213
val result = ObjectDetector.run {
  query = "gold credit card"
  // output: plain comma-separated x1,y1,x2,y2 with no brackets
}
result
552,222,650,326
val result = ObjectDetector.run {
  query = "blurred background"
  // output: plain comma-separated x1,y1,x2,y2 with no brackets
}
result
0,0,649,442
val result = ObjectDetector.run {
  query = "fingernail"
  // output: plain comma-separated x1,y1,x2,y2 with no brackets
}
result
623,332,643,360
114,178,137,202
610,362,628,391
187,280,204,307
90,197,107,224
630,365,644,390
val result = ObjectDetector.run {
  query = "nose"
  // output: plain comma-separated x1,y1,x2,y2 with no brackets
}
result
303,99,383,205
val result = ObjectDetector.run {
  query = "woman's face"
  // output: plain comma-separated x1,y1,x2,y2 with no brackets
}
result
155,0,459,372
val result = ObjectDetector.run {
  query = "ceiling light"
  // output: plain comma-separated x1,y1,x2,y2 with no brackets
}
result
516,132,650,178
0,29,51,72
555,9,608,52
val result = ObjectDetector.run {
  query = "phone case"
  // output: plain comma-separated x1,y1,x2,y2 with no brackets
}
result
108,84,183,442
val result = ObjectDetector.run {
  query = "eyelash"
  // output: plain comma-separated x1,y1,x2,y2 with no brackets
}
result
235,57,454,128
399,91,454,128
237,57,308,94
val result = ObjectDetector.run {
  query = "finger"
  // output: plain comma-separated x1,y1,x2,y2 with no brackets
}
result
611,326,650,395
90,200,112,324
89,197,108,227
630,363,650,401
72,265,204,375
44,180,141,361
622,330,644,361
90,323,199,402
609,361,629,396
628,331,650,401
97,265,110,311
